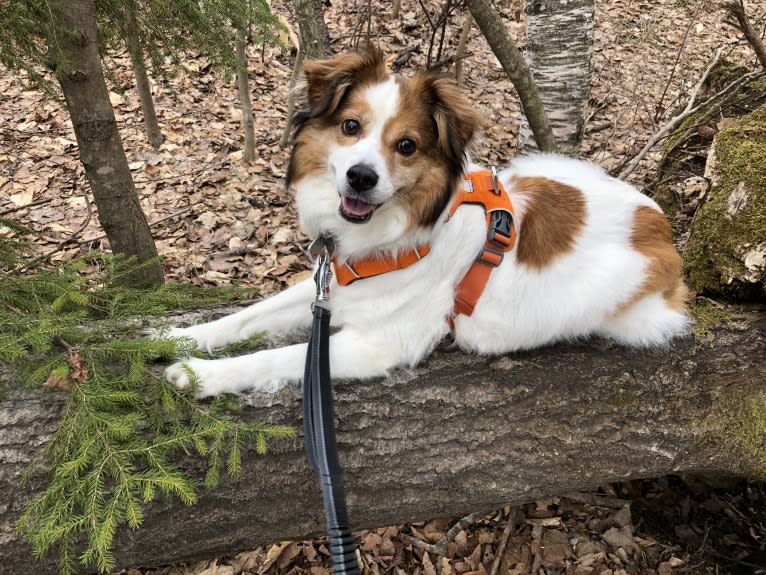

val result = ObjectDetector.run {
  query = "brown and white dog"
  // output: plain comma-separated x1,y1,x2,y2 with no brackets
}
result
163,50,689,397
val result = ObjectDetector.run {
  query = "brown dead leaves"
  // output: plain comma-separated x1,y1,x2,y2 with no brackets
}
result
42,352,88,392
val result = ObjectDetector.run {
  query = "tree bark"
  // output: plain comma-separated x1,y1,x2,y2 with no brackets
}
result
454,13,473,85
235,23,256,163
47,0,163,285
293,0,332,59
123,4,164,150
2,304,765,573
279,51,305,148
517,0,594,155
464,0,558,153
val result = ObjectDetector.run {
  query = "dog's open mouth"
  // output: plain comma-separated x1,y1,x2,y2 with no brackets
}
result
339,196,379,223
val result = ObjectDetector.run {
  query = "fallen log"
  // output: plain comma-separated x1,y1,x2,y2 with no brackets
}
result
1,304,765,574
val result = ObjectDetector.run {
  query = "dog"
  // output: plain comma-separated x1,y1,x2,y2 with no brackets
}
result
163,50,690,397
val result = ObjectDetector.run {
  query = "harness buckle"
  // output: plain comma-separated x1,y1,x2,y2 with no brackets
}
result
478,245,504,267
487,209,514,249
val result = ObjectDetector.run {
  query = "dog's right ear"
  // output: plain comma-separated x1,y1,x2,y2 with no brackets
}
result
300,49,387,117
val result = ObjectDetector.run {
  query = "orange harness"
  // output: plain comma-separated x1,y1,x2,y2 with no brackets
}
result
332,170,516,318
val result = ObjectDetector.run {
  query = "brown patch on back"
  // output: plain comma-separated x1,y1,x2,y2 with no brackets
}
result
513,176,587,269
627,205,688,310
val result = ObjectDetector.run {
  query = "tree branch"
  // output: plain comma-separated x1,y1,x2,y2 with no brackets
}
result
724,0,766,71
464,0,558,152
618,50,766,180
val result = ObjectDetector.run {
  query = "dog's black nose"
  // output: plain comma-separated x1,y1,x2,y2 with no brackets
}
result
346,164,378,193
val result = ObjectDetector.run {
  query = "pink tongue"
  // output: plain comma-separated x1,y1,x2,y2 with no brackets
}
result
341,196,375,217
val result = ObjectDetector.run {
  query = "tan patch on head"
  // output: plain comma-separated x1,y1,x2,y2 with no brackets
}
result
627,205,688,310
302,50,387,117
380,74,483,228
287,50,387,188
513,176,587,269
287,124,332,185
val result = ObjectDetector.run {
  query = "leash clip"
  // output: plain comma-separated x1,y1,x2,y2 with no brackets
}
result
491,166,500,195
309,236,335,302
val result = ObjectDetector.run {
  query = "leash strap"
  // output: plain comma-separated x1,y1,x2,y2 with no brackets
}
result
303,237,361,575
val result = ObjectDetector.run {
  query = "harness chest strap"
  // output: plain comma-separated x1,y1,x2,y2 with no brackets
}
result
448,170,516,317
331,169,516,317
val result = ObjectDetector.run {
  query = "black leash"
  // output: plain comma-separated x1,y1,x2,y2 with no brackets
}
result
303,236,360,575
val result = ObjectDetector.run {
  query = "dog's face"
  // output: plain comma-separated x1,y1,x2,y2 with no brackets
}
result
287,51,482,252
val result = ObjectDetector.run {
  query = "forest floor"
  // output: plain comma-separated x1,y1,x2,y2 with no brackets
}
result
1,0,765,573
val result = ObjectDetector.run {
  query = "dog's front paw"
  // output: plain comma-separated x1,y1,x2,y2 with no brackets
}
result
164,358,234,398
161,323,238,354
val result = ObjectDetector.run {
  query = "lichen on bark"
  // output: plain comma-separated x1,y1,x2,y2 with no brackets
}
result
703,387,766,479
683,103,766,298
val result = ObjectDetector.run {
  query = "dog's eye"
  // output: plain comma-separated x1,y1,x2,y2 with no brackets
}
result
397,138,416,156
341,119,361,136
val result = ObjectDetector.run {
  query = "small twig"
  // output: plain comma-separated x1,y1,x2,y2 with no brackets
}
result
392,45,420,69
401,510,487,556
427,52,472,71
0,197,55,217
563,492,630,509
9,188,93,274
79,206,193,245
416,0,436,30
529,525,543,575
1,301,24,316
489,507,518,575
619,47,734,180
654,1,704,122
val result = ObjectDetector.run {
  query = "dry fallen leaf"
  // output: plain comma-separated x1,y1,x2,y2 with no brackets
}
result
42,371,72,392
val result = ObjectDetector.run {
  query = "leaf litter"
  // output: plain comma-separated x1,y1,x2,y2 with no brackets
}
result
1,0,765,573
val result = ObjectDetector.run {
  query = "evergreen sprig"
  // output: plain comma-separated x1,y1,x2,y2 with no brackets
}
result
2,252,295,574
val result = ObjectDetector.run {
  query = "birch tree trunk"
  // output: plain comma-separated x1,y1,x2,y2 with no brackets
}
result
47,0,163,284
2,303,765,573
464,0,558,152
123,4,164,150
517,0,595,155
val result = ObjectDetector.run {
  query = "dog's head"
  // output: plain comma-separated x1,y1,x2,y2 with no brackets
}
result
287,50,482,254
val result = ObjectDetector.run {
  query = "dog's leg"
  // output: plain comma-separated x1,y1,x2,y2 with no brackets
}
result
166,277,316,352
164,327,402,397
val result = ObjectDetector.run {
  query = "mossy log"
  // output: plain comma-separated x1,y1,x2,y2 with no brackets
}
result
683,103,766,298
1,303,765,574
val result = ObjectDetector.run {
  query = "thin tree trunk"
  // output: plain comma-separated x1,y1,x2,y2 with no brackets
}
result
47,0,163,284
235,23,256,163
391,0,402,20
293,0,332,59
464,0,558,153
279,51,305,148
517,0,594,155
123,4,164,150
2,303,765,573
454,13,473,84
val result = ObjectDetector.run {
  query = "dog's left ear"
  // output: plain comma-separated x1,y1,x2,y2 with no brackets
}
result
413,75,483,162
301,49,387,117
